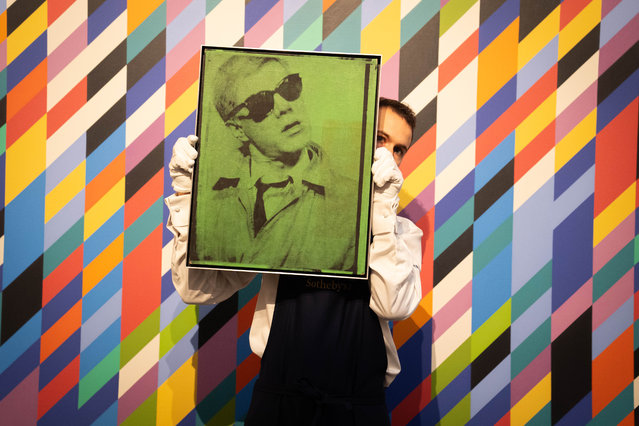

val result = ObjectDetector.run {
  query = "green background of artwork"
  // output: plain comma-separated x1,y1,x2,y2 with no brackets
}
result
190,48,379,277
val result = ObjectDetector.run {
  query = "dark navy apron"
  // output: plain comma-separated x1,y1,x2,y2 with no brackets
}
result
245,274,390,426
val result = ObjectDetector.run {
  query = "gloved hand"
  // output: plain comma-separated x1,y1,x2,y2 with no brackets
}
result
169,135,198,193
371,147,403,235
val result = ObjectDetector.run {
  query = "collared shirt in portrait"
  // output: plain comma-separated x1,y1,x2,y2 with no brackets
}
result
192,144,357,273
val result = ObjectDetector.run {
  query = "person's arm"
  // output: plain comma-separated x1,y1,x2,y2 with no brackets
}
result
167,136,256,304
368,148,423,320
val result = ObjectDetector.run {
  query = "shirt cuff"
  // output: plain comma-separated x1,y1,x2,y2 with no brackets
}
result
372,199,397,235
165,193,191,227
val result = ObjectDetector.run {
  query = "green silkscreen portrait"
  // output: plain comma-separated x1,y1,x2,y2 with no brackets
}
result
188,47,380,278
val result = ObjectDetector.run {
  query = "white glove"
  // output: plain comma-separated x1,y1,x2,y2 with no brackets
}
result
371,147,403,234
169,135,198,193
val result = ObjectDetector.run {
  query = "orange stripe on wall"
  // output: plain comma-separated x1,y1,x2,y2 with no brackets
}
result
85,152,125,211
559,0,591,29
166,52,199,107
514,119,555,183
6,59,47,121
38,356,80,419
0,11,6,41
124,169,163,228
40,301,82,362
6,87,46,147
400,125,436,178
48,77,86,138
476,64,557,164
121,226,162,339
592,326,633,416
439,30,478,91
48,0,77,25
43,245,83,306
594,98,638,216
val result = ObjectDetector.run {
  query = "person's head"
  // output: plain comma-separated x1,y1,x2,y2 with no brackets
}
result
213,55,310,161
377,97,416,166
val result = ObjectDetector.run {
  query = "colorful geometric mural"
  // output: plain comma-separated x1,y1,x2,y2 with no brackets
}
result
0,0,637,424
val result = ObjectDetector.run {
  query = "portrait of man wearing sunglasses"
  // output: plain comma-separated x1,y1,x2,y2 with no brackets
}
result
187,54,359,272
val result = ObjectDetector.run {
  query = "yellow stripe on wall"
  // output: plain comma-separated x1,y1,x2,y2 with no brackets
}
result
518,6,559,71
156,354,198,426
128,0,164,35
5,116,46,205
515,92,556,155
45,162,86,223
361,0,400,65
6,2,46,64
594,183,636,247
477,18,519,109
84,178,125,239
511,373,551,426
555,108,596,172
558,0,601,59
165,81,198,138
399,152,435,211
83,234,123,296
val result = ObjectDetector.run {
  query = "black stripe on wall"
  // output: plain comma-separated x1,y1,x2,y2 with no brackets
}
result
399,14,439,101
519,0,560,41
86,96,126,156
474,159,514,220
7,0,45,35
471,327,510,388
125,142,164,201
1,256,43,344
323,0,360,40
128,30,166,90
88,41,127,101
558,25,600,87
551,308,592,423
198,294,238,347
598,41,639,104
434,226,473,286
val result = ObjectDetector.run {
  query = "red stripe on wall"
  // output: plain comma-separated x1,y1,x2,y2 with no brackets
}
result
121,226,162,339
439,30,479,91
391,375,431,426
476,65,557,164
43,244,83,306
166,52,199,107
40,301,82,362
594,98,638,216
124,169,163,228
592,326,633,416
400,125,436,178
514,119,555,183
236,353,261,393
6,60,46,120
38,356,80,419
48,77,86,138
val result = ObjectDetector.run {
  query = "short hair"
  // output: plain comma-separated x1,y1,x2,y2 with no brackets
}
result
213,55,282,121
379,97,416,134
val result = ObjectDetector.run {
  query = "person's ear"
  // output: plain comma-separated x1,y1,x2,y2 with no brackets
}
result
225,121,249,143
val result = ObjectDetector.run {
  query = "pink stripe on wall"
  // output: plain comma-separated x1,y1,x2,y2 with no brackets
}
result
594,212,635,273
593,270,634,330
197,316,238,403
551,279,592,341
48,20,88,82
511,346,550,405
126,115,164,174
555,82,597,142
599,13,639,75
244,1,283,48
0,367,39,425
117,364,159,424
379,51,399,100
166,21,205,81
432,280,472,340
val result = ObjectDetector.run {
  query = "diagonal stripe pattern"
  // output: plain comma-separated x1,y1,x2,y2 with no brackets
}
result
0,0,637,424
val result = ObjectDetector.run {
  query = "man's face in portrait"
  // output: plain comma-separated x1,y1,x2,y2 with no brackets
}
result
228,60,311,160
376,106,413,166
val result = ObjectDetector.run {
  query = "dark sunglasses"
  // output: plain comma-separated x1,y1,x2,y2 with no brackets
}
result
228,73,302,123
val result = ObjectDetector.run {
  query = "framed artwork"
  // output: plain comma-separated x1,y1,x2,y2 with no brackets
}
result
187,46,380,279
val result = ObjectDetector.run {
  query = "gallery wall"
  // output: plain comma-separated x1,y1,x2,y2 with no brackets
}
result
0,0,637,424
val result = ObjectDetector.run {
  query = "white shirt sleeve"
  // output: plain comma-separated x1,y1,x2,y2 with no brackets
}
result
368,195,423,321
165,193,256,304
